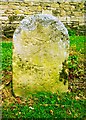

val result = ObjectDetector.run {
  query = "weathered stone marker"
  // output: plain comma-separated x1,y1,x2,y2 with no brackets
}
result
13,14,69,97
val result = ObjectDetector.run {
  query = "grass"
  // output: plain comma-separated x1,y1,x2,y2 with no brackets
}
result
70,36,85,53
2,92,86,119
1,41,12,71
1,34,85,119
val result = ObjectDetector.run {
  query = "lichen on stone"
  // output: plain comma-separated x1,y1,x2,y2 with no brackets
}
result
13,14,69,97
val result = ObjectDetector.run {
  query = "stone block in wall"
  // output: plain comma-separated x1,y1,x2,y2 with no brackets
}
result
52,9,61,16
42,9,52,15
37,5,42,12
3,24,18,38
71,21,79,28
59,16,67,22
8,15,24,22
0,16,8,21
51,3,59,8
66,16,71,23
12,21,20,24
42,2,51,8
78,16,84,23
0,10,5,15
0,5,8,10
14,10,24,14
24,11,33,15
64,5,71,11
70,16,79,22
4,9,15,17
60,9,66,16
66,11,72,17
79,22,84,26
74,12,83,17
2,21,9,25
84,13,86,22
70,5,75,10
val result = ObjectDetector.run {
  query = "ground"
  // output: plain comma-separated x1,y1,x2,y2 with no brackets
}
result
1,31,86,119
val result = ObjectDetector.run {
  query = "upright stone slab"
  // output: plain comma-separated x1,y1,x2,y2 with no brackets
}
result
13,14,69,97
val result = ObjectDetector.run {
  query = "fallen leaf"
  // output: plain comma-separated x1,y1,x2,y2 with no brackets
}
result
61,105,65,108
50,110,54,115
43,104,48,107
16,97,21,104
75,96,80,100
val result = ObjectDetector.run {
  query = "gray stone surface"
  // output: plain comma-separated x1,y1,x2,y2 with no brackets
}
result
13,14,69,97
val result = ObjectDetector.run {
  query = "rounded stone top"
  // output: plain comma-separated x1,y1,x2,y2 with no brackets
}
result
13,14,69,60
13,14,69,39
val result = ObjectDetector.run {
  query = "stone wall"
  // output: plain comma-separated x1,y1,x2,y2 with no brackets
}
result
0,1,85,38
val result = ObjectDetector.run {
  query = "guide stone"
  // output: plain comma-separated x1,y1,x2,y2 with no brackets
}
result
13,14,69,97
